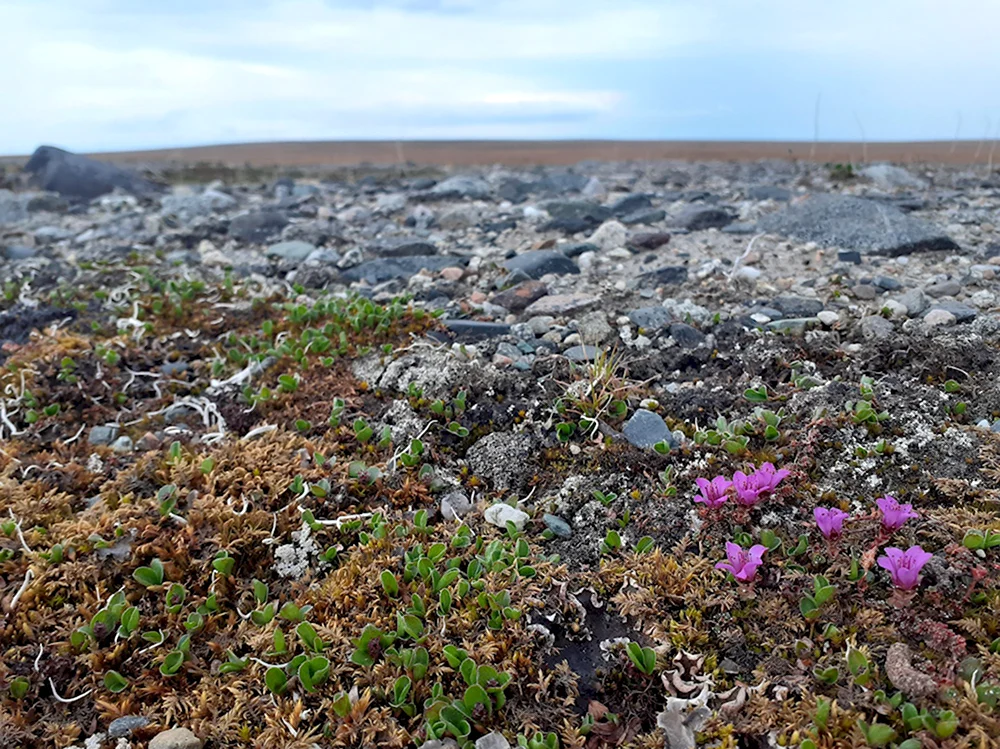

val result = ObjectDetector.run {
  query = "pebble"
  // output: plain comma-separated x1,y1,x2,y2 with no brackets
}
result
484,503,530,531
441,490,473,520
108,716,150,738
923,308,957,328
851,284,877,300
622,409,675,450
524,293,599,316
492,280,548,311
928,301,976,322
896,288,929,316
924,280,961,298
110,435,134,454
577,311,613,344
817,310,840,326
149,727,203,749
88,424,119,446
589,220,628,251
860,315,895,340
475,733,512,749
439,267,464,281
542,514,572,538
563,344,602,362
882,300,909,319
669,322,706,348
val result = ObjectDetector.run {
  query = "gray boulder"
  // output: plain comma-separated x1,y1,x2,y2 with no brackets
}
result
757,194,957,256
22,146,158,200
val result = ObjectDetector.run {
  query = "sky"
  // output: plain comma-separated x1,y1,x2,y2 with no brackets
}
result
2,0,1000,153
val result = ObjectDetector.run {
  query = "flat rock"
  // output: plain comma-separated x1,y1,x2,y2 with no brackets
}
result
610,193,652,216
149,727,202,749
109,716,150,738
589,220,628,251
341,256,467,283
771,295,824,318
484,503,530,531
22,145,157,200
621,208,666,225
504,250,579,279
564,344,601,362
475,731,513,749
540,201,612,233
428,175,491,200
896,288,929,316
560,241,599,257
924,280,961,298
640,265,688,286
229,211,289,243
669,322,706,347
266,240,316,262
441,490,473,520
860,164,928,190
924,308,957,327
672,204,734,230
627,231,671,250
542,514,572,538
629,306,674,331
88,424,119,446
380,238,438,257
622,409,675,449
747,185,792,201
524,293,599,316
492,280,548,311
441,320,511,340
927,301,976,322
757,194,958,256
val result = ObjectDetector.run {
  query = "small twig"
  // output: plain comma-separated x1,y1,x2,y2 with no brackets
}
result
243,424,277,440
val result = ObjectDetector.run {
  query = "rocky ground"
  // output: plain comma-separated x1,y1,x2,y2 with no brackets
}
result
2,148,1000,749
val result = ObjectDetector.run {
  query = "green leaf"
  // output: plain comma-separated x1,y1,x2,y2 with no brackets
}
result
381,569,399,597
635,536,655,554
212,554,235,576
744,386,768,403
265,667,288,695
9,677,30,699
963,529,986,550
133,558,165,587
846,647,869,676
160,650,185,676
296,621,323,653
298,656,330,693
463,684,490,713
103,670,129,693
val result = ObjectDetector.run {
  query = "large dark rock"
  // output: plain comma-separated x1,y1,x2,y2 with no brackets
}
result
229,211,289,243
757,194,958,256
341,256,468,284
672,204,735,230
379,238,438,257
610,193,652,217
22,146,158,200
539,201,612,233
504,250,579,279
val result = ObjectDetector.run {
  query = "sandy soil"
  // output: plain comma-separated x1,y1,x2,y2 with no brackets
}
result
4,140,1000,168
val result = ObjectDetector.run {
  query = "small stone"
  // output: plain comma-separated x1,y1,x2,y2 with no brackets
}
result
766,317,819,336
748,185,792,201
266,240,316,262
475,732,512,749
924,280,961,298
88,424,119,446
621,208,666,225
564,344,601,362
589,220,628,251
641,265,688,286
492,281,548,311
627,231,671,250
923,308,957,328
149,727,203,749
380,238,438,257
504,250,579,279
672,204,733,230
441,320,511,340
525,293,599,316
542,514,572,538
577,311,612,344
896,288,929,316
109,716,150,739
135,432,161,451
669,323,705,348
817,310,839,326
484,503,530,531
527,316,556,335
860,315,895,340
851,284,877,300
622,409,675,450
771,295,823,318
873,275,902,291
559,242,599,257
439,267,464,281
837,250,862,264
628,306,673,331
882,300,909,319
441,491,473,520
110,436,134,454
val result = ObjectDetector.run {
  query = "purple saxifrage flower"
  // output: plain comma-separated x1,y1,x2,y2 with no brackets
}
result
753,462,791,494
814,507,850,540
715,541,767,583
877,495,919,532
694,476,732,508
732,462,790,506
877,545,933,590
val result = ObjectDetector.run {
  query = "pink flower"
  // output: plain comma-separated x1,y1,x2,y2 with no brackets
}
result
876,495,919,532
877,546,932,590
814,507,850,540
754,462,791,494
715,541,767,582
732,463,790,506
694,476,732,508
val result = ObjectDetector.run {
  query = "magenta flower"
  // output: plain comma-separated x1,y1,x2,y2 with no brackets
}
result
754,462,791,494
732,462,790,506
694,476,732,508
715,541,767,582
814,507,850,540
876,495,919,532
877,546,933,590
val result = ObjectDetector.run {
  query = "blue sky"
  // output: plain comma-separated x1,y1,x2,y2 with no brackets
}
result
2,0,999,153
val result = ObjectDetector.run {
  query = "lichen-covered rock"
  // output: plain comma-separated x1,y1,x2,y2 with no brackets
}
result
466,432,535,491
885,643,937,698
